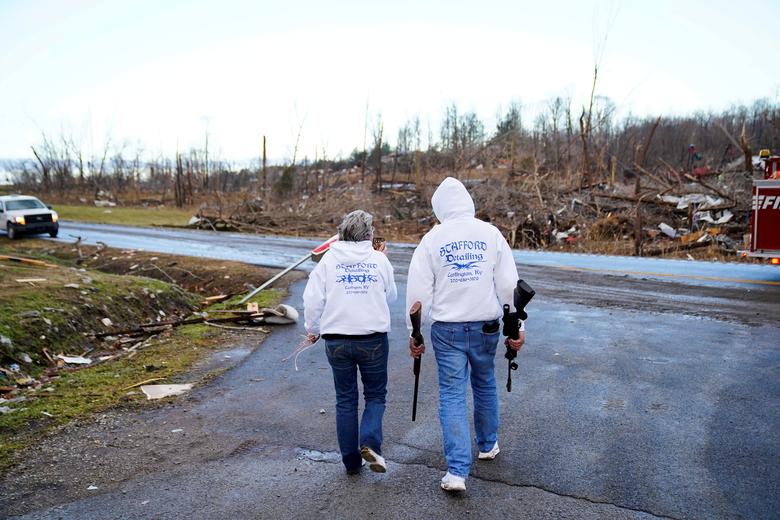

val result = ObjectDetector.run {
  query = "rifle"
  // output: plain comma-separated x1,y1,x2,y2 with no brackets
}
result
501,279,535,392
409,301,424,421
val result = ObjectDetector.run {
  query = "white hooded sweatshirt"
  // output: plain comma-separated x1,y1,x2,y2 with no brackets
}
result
304,240,397,336
405,177,522,330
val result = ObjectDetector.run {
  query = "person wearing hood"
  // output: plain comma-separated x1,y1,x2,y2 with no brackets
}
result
303,210,397,475
406,177,525,492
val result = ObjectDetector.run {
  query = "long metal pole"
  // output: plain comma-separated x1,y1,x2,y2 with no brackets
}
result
239,252,311,304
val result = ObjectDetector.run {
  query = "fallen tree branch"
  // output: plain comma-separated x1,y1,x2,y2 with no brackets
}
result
93,314,261,338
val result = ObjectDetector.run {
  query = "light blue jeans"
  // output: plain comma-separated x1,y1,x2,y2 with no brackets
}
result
431,320,500,478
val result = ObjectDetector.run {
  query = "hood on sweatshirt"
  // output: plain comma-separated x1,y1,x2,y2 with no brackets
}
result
431,177,475,223
327,240,375,264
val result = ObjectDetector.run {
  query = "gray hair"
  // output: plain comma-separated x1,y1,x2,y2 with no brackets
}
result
338,210,374,242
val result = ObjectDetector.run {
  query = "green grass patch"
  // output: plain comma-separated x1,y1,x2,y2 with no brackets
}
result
54,204,194,227
0,322,227,468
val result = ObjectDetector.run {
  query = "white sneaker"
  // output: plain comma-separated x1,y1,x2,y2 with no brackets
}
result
360,446,387,473
440,471,466,492
478,442,500,460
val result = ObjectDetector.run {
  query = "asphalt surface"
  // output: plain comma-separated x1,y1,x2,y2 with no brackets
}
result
4,222,779,519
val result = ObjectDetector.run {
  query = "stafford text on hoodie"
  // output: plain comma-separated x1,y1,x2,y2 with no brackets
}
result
304,240,397,336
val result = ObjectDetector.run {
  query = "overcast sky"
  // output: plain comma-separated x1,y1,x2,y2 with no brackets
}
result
1,0,778,165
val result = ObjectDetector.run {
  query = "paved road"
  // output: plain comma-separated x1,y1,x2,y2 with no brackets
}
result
53,221,780,287
4,222,779,519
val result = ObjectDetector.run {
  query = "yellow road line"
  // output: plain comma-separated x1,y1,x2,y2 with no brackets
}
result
554,265,780,286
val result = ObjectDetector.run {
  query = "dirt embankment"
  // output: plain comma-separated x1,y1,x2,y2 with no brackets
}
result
0,239,302,471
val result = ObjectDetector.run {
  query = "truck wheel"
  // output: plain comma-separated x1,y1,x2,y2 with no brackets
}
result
7,224,17,240
49,228,58,238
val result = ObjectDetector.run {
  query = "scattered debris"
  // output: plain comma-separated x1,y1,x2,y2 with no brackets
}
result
170,428,184,433
101,318,113,327
140,384,193,400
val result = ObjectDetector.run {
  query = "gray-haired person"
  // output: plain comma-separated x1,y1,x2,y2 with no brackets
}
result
303,210,398,474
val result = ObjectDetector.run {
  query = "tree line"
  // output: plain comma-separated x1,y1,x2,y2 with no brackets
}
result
5,96,779,206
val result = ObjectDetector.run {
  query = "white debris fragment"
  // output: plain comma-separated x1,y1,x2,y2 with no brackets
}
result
658,223,677,238
140,384,193,400
64,283,80,289
262,304,299,325
101,318,113,327
696,209,734,225
57,355,93,365
171,428,184,433
87,485,98,490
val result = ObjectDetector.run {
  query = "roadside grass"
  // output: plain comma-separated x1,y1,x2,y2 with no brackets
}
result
54,204,194,227
0,322,231,469
0,245,288,470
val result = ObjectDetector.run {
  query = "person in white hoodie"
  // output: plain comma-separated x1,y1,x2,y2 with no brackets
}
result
406,177,525,492
303,210,397,475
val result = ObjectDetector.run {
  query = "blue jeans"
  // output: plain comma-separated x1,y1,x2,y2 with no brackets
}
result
324,333,389,471
431,321,500,478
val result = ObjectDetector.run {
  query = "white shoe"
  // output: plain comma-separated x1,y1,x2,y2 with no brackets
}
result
360,446,387,473
478,442,500,460
440,471,466,492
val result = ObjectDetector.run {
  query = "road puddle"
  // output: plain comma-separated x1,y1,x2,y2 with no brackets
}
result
295,448,340,463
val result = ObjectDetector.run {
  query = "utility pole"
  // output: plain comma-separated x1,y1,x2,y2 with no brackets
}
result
262,135,267,198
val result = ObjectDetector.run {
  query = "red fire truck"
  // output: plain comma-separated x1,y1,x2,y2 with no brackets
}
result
745,150,780,264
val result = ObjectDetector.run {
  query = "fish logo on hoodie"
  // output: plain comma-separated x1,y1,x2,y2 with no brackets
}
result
335,262,379,295
439,239,487,283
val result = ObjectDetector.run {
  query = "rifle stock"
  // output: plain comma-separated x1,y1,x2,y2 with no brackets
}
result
502,280,535,392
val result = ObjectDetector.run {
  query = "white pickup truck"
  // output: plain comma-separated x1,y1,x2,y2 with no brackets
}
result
0,195,59,240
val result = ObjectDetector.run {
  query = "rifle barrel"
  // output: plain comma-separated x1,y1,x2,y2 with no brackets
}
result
412,356,421,421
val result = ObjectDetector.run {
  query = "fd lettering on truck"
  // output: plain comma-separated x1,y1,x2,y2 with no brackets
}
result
749,181,780,257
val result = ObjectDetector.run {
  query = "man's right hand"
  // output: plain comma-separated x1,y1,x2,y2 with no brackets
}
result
409,336,425,358
505,331,526,351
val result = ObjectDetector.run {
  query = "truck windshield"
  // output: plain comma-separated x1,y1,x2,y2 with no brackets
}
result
5,199,46,210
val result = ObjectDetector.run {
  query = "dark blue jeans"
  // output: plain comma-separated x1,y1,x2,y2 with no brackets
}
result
324,333,389,471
